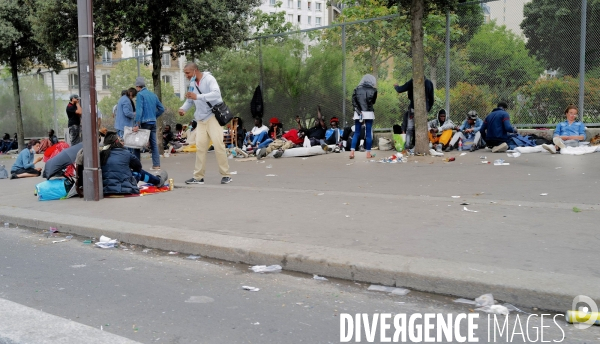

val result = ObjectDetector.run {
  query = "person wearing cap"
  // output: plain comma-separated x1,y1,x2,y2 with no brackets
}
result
428,109,455,151
325,117,343,145
133,77,165,170
178,62,231,185
98,129,168,195
263,117,283,146
256,128,307,159
66,94,82,145
446,110,483,152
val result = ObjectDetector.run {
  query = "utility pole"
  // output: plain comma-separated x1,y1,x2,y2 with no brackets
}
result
77,0,102,201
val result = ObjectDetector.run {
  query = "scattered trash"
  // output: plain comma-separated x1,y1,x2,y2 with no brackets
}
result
65,235,73,239
503,303,531,315
446,157,456,162
3,222,8,228
494,159,509,165
367,285,410,295
123,267,134,271
460,152,467,156
230,171,238,175
540,193,548,196
481,161,490,164
142,249,151,253
168,251,179,255
507,152,521,158
555,167,562,169
454,298,477,305
256,161,265,164
565,310,600,325
49,227,58,233
83,240,92,244
186,255,202,260
252,322,260,325
302,158,308,160
52,239,69,244
95,235,118,249
70,264,86,268
476,305,509,316
313,275,328,281
250,265,282,273
475,294,495,307
460,203,470,205
345,215,350,218
265,174,277,177
242,286,260,292
573,207,582,213
451,196,460,198
266,164,272,169
317,193,325,196
479,156,487,159
463,206,479,213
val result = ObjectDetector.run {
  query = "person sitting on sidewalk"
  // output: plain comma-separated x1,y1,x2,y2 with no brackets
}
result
428,109,455,151
48,129,59,145
10,139,43,179
542,104,586,154
297,107,327,147
256,128,307,159
480,101,517,153
245,118,269,150
446,111,483,152
99,129,168,195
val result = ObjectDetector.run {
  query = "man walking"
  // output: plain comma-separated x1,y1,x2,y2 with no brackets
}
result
178,62,231,185
66,94,82,145
133,77,164,169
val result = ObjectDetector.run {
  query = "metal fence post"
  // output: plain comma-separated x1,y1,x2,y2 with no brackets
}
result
137,57,141,77
445,8,451,119
50,71,58,136
342,24,347,127
579,0,587,121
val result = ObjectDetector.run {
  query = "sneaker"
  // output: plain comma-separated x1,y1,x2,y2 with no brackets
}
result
157,170,168,188
151,166,161,170
221,176,232,184
542,144,557,154
10,173,17,180
469,146,478,152
273,149,284,158
444,146,454,152
321,143,332,152
491,142,508,153
429,149,444,157
185,178,204,184
256,148,267,160
554,138,566,150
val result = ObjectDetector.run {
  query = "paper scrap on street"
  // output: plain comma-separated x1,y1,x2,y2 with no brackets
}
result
95,235,118,248
451,196,460,198
368,285,410,295
230,171,237,174
265,174,277,177
250,265,282,273
313,275,328,281
540,193,548,196
242,286,260,292
463,206,478,213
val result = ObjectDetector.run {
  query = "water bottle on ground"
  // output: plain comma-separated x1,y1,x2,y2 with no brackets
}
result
458,138,463,151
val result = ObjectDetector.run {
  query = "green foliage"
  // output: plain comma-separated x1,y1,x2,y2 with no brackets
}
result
521,0,600,76
465,23,543,91
448,82,495,119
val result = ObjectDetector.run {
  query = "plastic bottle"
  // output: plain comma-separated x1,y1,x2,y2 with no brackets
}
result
187,76,196,104
458,138,463,151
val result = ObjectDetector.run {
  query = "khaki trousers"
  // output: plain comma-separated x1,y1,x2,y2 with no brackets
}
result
194,116,230,179
265,139,294,155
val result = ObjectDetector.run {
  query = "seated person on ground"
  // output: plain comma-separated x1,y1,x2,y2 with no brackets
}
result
99,129,168,195
480,101,517,153
254,118,283,151
0,133,13,153
245,118,269,149
542,104,586,154
174,123,187,144
256,128,307,159
186,120,197,145
48,129,59,145
297,106,327,146
428,109,454,151
446,111,483,152
162,125,174,150
10,139,43,179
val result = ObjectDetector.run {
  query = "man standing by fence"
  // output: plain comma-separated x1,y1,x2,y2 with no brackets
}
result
394,78,435,149
66,94,82,145
133,77,164,170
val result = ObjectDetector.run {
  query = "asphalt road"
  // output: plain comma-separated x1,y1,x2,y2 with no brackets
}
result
0,225,598,344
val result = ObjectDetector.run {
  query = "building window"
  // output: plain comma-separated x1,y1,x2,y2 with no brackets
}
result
297,15,301,23
287,14,293,22
102,74,110,90
308,16,311,25
270,0,276,5
288,0,293,8
161,53,171,67
316,2,321,11
316,17,321,26
133,47,146,62
101,48,112,63
308,2,311,10
161,75,171,84
69,73,78,90
297,1,301,9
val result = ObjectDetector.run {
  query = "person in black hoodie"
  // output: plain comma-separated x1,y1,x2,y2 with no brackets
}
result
394,78,435,149
350,74,377,159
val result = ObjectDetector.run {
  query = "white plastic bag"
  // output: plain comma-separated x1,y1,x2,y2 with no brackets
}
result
378,137,393,151
123,126,150,149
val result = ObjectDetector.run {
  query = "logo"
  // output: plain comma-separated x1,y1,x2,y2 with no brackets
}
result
571,295,599,330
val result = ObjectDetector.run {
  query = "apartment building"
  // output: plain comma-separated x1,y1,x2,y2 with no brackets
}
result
259,0,329,30
487,0,531,35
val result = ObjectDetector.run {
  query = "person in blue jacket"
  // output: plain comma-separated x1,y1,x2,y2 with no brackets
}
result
480,102,517,153
542,104,586,154
10,139,43,179
132,77,165,170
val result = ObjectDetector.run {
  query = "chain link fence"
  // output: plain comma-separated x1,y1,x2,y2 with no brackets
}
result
2,0,599,139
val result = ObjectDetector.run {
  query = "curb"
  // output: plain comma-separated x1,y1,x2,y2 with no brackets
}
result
1,205,597,313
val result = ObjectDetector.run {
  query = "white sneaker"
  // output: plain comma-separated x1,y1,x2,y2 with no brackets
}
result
554,138,566,150
491,142,508,153
429,149,444,157
542,144,557,154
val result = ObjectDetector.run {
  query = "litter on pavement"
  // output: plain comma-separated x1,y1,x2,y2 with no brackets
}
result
313,275,328,281
230,171,238,175
242,286,260,292
367,285,411,295
250,265,282,273
265,174,277,177
186,255,202,260
540,193,548,196
463,206,479,213
94,235,118,249
451,196,460,198
507,152,521,158
168,251,179,255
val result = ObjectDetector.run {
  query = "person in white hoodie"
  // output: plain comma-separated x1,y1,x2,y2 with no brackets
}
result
178,62,231,185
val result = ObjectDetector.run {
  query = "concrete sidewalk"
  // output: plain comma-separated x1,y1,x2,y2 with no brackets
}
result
1,149,599,312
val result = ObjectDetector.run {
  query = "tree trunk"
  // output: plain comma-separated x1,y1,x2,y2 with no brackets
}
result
151,36,164,154
411,0,428,155
10,45,25,152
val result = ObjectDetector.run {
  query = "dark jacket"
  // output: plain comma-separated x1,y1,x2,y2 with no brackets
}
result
352,85,377,113
101,148,141,194
480,107,517,142
394,78,435,112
